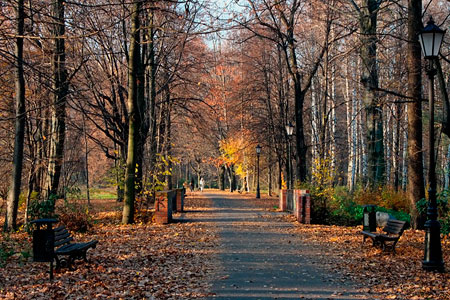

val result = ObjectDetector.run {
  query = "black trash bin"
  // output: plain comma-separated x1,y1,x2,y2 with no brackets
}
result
362,205,377,232
30,218,58,279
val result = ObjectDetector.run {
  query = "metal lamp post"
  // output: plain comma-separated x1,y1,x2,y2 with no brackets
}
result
256,144,262,199
418,16,445,272
285,122,294,189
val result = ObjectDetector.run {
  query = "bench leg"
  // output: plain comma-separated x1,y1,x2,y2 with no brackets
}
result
391,241,397,254
82,250,88,262
49,260,54,280
68,256,75,271
55,256,61,270
372,238,379,247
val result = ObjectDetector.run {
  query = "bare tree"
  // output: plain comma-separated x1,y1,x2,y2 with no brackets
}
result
4,0,26,231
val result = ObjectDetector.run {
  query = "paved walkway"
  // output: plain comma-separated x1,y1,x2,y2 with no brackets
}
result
195,192,369,300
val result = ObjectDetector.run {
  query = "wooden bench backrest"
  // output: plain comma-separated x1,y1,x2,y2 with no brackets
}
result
54,225,73,247
383,219,406,235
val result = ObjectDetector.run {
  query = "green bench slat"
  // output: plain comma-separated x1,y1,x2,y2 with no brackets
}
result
51,225,98,270
360,220,406,253
54,236,73,247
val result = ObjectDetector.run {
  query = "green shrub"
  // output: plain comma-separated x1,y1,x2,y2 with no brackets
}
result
326,186,362,225
417,190,450,237
0,235,14,268
304,184,331,224
64,186,83,200
0,247,14,268
305,184,412,227
441,214,450,238
28,196,57,220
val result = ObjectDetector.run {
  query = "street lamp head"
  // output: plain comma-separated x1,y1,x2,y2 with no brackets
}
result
418,16,446,59
286,122,294,136
256,144,262,154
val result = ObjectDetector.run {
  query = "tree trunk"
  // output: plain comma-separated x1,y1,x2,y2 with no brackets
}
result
268,150,272,196
114,141,124,202
147,11,158,191
402,119,408,191
122,1,141,225
165,95,173,190
82,114,90,205
218,165,225,190
345,63,357,191
407,0,425,229
293,66,307,183
360,0,384,186
393,102,402,190
384,104,392,184
134,11,148,196
311,80,319,176
45,0,68,199
445,145,450,190
437,60,450,137
4,0,26,231
330,63,337,181
24,162,35,224
277,157,282,191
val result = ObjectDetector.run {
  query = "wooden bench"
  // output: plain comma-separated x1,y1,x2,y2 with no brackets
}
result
361,219,406,253
54,225,98,270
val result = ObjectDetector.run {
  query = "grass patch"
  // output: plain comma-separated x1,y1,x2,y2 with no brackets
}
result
89,188,117,200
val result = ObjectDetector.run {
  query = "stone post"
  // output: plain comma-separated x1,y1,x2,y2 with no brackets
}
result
302,190,311,224
280,189,287,211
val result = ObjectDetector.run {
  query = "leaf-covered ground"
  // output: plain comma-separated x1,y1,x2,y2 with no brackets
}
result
292,221,450,300
1,192,450,299
232,193,450,299
0,194,218,299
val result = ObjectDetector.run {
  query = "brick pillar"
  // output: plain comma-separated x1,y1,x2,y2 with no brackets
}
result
294,190,303,222
280,189,287,211
175,188,184,212
302,190,311,224
154,191,173,224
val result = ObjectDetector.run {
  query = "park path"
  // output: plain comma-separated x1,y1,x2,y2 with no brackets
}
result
193,192,370,300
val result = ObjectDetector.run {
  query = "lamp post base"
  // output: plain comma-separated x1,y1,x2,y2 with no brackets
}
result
422,219,445,272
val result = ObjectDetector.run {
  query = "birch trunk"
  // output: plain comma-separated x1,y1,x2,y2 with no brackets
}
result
345,63,357,191
330,63,337,180
311,80,319,176
445,145,450,190
384,103,392,185
165,94,173,190
402,107,408,191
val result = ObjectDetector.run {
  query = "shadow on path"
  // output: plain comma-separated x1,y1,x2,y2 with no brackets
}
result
189,192,370,300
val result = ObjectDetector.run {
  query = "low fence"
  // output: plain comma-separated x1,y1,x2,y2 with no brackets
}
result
280,189,311,224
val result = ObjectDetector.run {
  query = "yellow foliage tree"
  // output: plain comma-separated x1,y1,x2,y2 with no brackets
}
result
218,136,254,191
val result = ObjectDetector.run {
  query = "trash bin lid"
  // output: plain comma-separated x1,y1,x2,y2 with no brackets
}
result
362,204,376,211
30,218,58,224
